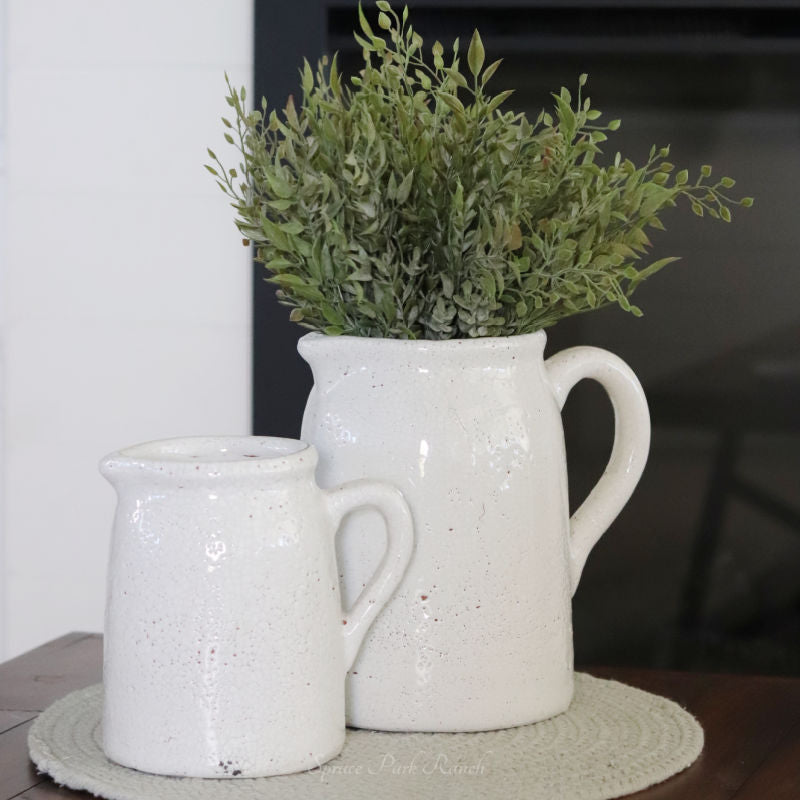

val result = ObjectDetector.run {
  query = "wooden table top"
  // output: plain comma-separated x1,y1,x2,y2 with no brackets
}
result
1,633,798,799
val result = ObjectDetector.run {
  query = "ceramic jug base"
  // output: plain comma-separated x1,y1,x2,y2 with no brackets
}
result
103,735,345,779
345,682,575,733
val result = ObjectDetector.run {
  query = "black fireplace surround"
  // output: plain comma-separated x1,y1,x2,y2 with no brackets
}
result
252,1,800,675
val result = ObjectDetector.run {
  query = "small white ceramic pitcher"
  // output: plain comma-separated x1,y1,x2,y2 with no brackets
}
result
100,436,413,778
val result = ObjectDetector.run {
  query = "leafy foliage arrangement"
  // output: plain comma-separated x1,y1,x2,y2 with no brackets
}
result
207,1,751,338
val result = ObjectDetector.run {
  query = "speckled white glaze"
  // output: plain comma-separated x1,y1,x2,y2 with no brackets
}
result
100,436,413,777
299,331,651,732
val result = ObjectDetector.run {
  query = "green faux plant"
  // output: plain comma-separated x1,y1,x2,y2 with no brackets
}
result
207,1,751,339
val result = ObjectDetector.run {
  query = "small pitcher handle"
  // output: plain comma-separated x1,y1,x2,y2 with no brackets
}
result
324,480,414,671
545,347,651,596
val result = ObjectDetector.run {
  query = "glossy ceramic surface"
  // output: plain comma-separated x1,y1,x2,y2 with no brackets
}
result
299,331,650,732
100,436,413,777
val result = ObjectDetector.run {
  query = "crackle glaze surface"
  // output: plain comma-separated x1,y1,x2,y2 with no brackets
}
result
299,332,650,732
100,436,412,777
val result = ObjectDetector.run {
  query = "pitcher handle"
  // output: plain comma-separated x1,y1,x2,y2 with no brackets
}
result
545,347,650,596
324,480,414,671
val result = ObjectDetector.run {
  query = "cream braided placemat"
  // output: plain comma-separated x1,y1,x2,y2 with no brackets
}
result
28,673,703,800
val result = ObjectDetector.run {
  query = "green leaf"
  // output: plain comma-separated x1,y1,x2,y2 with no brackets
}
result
265,170,293,199
467,29,485,78
444,68,468,89
322,304,346,326
640,189,668,218
321,244,333,278
630,257,680,285
378,11,391,29
269,275,325,302
267,198,294,211
481,58,503,86
486,89,514,114
353,32,374,52
268,272,310,287
598,202,611,230
329,52,341,96
358,2,374,38
554,94,576,139
438,92,465,116
264,258,294,271
279,220,304,235
396,169,414,203
441,274,454,298
301,59,314,93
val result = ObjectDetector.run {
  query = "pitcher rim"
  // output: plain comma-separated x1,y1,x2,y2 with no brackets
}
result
298,329,547,357
99,435,317,479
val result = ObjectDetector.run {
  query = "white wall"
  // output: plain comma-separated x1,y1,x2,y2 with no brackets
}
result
0,0,8,662
0,0,253,660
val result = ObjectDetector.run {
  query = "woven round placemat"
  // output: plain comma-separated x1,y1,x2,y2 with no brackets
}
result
28,673,703,800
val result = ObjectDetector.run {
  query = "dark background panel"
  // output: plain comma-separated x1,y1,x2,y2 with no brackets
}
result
252,0,326,437
252,0,800,674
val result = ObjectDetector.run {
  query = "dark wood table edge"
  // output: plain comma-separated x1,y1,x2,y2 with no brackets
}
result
1,633,103,799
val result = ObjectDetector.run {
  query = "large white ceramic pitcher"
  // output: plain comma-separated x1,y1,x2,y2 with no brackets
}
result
299,331,650,732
